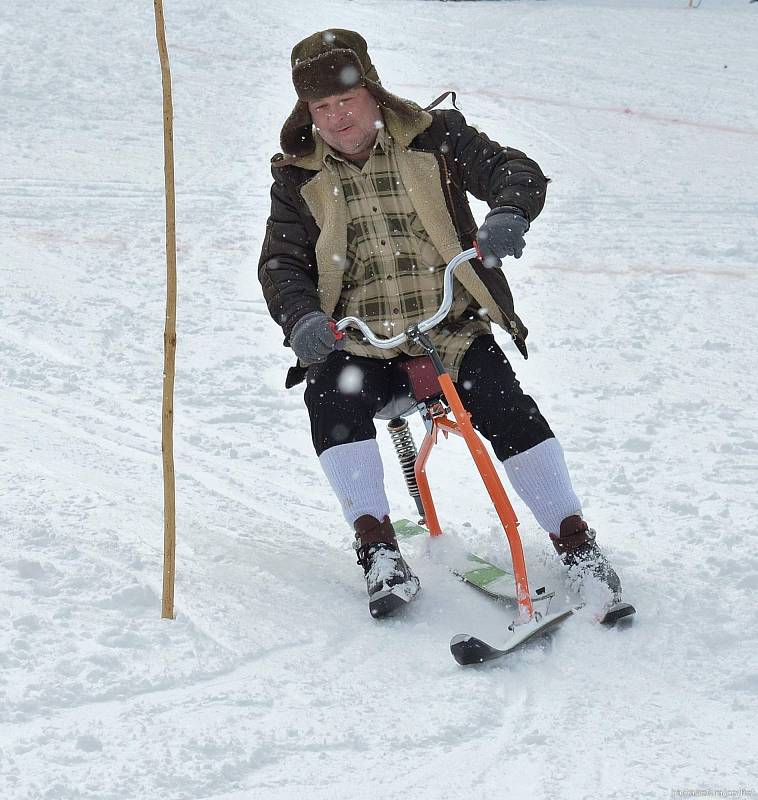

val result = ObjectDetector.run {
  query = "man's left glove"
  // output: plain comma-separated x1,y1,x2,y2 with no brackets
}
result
476,206,530,268
289,311,345,365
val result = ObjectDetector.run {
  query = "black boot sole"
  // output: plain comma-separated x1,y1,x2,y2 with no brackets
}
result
599,601,636,625
369,583,420,619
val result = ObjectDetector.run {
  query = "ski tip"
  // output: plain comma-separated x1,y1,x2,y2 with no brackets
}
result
449,634,501,666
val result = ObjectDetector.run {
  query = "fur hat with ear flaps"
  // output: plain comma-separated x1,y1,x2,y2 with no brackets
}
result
280,28,428,158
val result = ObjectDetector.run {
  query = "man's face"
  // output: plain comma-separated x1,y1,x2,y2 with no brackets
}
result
308,86,383,161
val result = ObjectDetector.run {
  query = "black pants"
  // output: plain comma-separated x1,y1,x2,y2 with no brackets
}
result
304,334,554,460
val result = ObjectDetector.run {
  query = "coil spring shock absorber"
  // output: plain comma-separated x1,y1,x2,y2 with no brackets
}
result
387,416,425,517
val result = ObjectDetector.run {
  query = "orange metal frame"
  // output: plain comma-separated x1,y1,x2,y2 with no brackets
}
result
414,372,535,623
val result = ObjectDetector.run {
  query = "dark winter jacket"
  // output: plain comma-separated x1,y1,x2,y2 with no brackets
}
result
258,106,549,388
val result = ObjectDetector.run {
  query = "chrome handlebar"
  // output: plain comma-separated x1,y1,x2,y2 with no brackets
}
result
333,247,477,349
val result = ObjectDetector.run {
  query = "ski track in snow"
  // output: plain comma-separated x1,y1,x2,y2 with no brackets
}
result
1,1,757,798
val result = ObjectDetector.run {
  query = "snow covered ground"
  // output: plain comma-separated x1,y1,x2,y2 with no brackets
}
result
2,0,757,797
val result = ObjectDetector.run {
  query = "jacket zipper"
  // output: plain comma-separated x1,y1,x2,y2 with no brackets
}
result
436,153,458,234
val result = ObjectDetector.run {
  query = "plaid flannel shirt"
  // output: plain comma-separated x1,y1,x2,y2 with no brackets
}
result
322,128,491,381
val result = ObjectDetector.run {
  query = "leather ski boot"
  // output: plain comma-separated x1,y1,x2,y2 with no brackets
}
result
354,515,420,619
550,515,634,623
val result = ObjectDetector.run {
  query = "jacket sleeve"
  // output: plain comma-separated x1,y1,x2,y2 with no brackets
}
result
442,109,549,223
258,164,321,340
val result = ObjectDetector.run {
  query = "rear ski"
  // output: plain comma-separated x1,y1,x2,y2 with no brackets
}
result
396,519,634,645
394,518,553,608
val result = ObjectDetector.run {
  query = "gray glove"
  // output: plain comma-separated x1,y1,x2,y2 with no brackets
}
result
476,206,530,268
289,311,345,365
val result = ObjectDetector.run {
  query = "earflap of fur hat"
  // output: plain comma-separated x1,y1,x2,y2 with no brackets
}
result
279,99,315,157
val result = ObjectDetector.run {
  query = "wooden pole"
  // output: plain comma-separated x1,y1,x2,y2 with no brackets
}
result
154,0,177,619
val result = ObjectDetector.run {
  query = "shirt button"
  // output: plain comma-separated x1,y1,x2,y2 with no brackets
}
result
387,275,393,280
380,240,386,246
392,308,400,314
372,206,378,212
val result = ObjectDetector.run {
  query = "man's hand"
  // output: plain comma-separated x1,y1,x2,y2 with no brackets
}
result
476,207,530,268
289,311,345,365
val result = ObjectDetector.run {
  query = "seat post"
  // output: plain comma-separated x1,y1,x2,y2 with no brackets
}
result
387,416,425,518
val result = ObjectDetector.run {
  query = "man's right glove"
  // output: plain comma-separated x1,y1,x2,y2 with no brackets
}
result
476,206,530,268
289,311,345,365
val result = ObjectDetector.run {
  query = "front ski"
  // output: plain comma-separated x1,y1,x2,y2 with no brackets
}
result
450,608,575,666
394,518,553,607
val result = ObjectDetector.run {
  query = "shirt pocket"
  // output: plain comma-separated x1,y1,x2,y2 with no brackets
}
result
408,212,443,270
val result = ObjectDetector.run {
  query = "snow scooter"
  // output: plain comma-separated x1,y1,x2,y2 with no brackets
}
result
335,247,634,666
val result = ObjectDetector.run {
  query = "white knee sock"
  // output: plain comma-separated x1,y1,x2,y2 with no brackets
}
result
319,439,391,526
502,438,582,534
